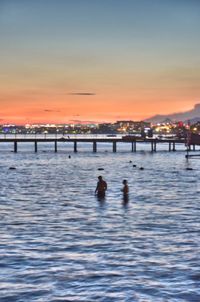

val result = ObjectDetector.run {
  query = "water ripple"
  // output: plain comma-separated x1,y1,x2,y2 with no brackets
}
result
0,149,200,301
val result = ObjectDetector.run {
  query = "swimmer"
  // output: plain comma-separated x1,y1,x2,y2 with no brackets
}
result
122,179,129,203
95,176,107,198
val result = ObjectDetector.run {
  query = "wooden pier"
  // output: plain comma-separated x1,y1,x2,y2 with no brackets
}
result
0,136,197,153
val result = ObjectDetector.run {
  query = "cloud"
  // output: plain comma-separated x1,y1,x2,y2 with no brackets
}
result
68,92,96,96
69,119,98,124
44,109,61,112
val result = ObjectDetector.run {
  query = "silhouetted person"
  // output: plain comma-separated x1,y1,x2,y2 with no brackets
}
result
95,176,107,199
122,179,129,203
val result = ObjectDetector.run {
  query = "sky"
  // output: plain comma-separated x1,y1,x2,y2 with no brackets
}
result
0,0,200,124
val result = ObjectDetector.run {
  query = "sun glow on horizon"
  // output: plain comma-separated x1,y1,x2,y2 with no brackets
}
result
0,0,200,124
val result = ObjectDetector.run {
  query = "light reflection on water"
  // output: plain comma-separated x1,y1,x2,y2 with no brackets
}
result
0,143,200,301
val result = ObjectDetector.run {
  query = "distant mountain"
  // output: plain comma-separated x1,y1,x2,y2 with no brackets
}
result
188,117,200,124
145,104,200,124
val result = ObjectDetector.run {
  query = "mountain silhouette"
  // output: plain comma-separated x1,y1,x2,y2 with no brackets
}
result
145,104,200,123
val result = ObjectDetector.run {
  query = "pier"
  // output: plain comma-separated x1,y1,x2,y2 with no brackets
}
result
0,136,197,153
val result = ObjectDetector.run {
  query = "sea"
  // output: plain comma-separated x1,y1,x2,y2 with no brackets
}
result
0,138,200,302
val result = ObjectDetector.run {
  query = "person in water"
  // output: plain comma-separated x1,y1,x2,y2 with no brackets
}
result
95,176,107,198
122,179,129,202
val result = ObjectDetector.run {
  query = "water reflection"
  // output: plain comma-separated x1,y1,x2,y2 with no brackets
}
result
0,149,199,301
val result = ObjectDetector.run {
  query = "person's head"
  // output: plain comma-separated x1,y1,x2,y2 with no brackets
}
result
98,176,103,181
123,179,127,185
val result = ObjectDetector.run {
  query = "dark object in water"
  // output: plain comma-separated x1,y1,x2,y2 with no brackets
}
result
133,164,137,167
68,155,71,158
9,167,16,170
98,168,104,171
129,160,132,163
186,167,193,170
140,167,144,170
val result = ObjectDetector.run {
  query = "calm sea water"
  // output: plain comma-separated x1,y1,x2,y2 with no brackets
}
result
0,142,200,302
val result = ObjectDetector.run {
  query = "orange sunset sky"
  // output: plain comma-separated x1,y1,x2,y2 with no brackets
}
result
0,0,200,124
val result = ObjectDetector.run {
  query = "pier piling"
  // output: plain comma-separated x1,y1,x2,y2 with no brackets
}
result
132,141,136,152
113,141,117,152
34,141,38,152
93,141,97,152
14,141,17,153
74,141,77,152
55,140,57,152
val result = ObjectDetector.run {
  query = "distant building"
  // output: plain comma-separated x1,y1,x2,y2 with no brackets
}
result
114,120,151,133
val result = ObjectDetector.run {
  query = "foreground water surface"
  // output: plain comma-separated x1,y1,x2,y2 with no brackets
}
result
0,143,200,301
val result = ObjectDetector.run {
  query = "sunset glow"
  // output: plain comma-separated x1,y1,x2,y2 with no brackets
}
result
1,0,200,124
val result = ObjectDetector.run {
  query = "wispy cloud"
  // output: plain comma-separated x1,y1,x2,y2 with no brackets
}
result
69,119,98,124
68,92,96,96
44,109,61,112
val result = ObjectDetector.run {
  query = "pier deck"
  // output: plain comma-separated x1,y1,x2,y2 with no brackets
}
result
0,136,196,153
